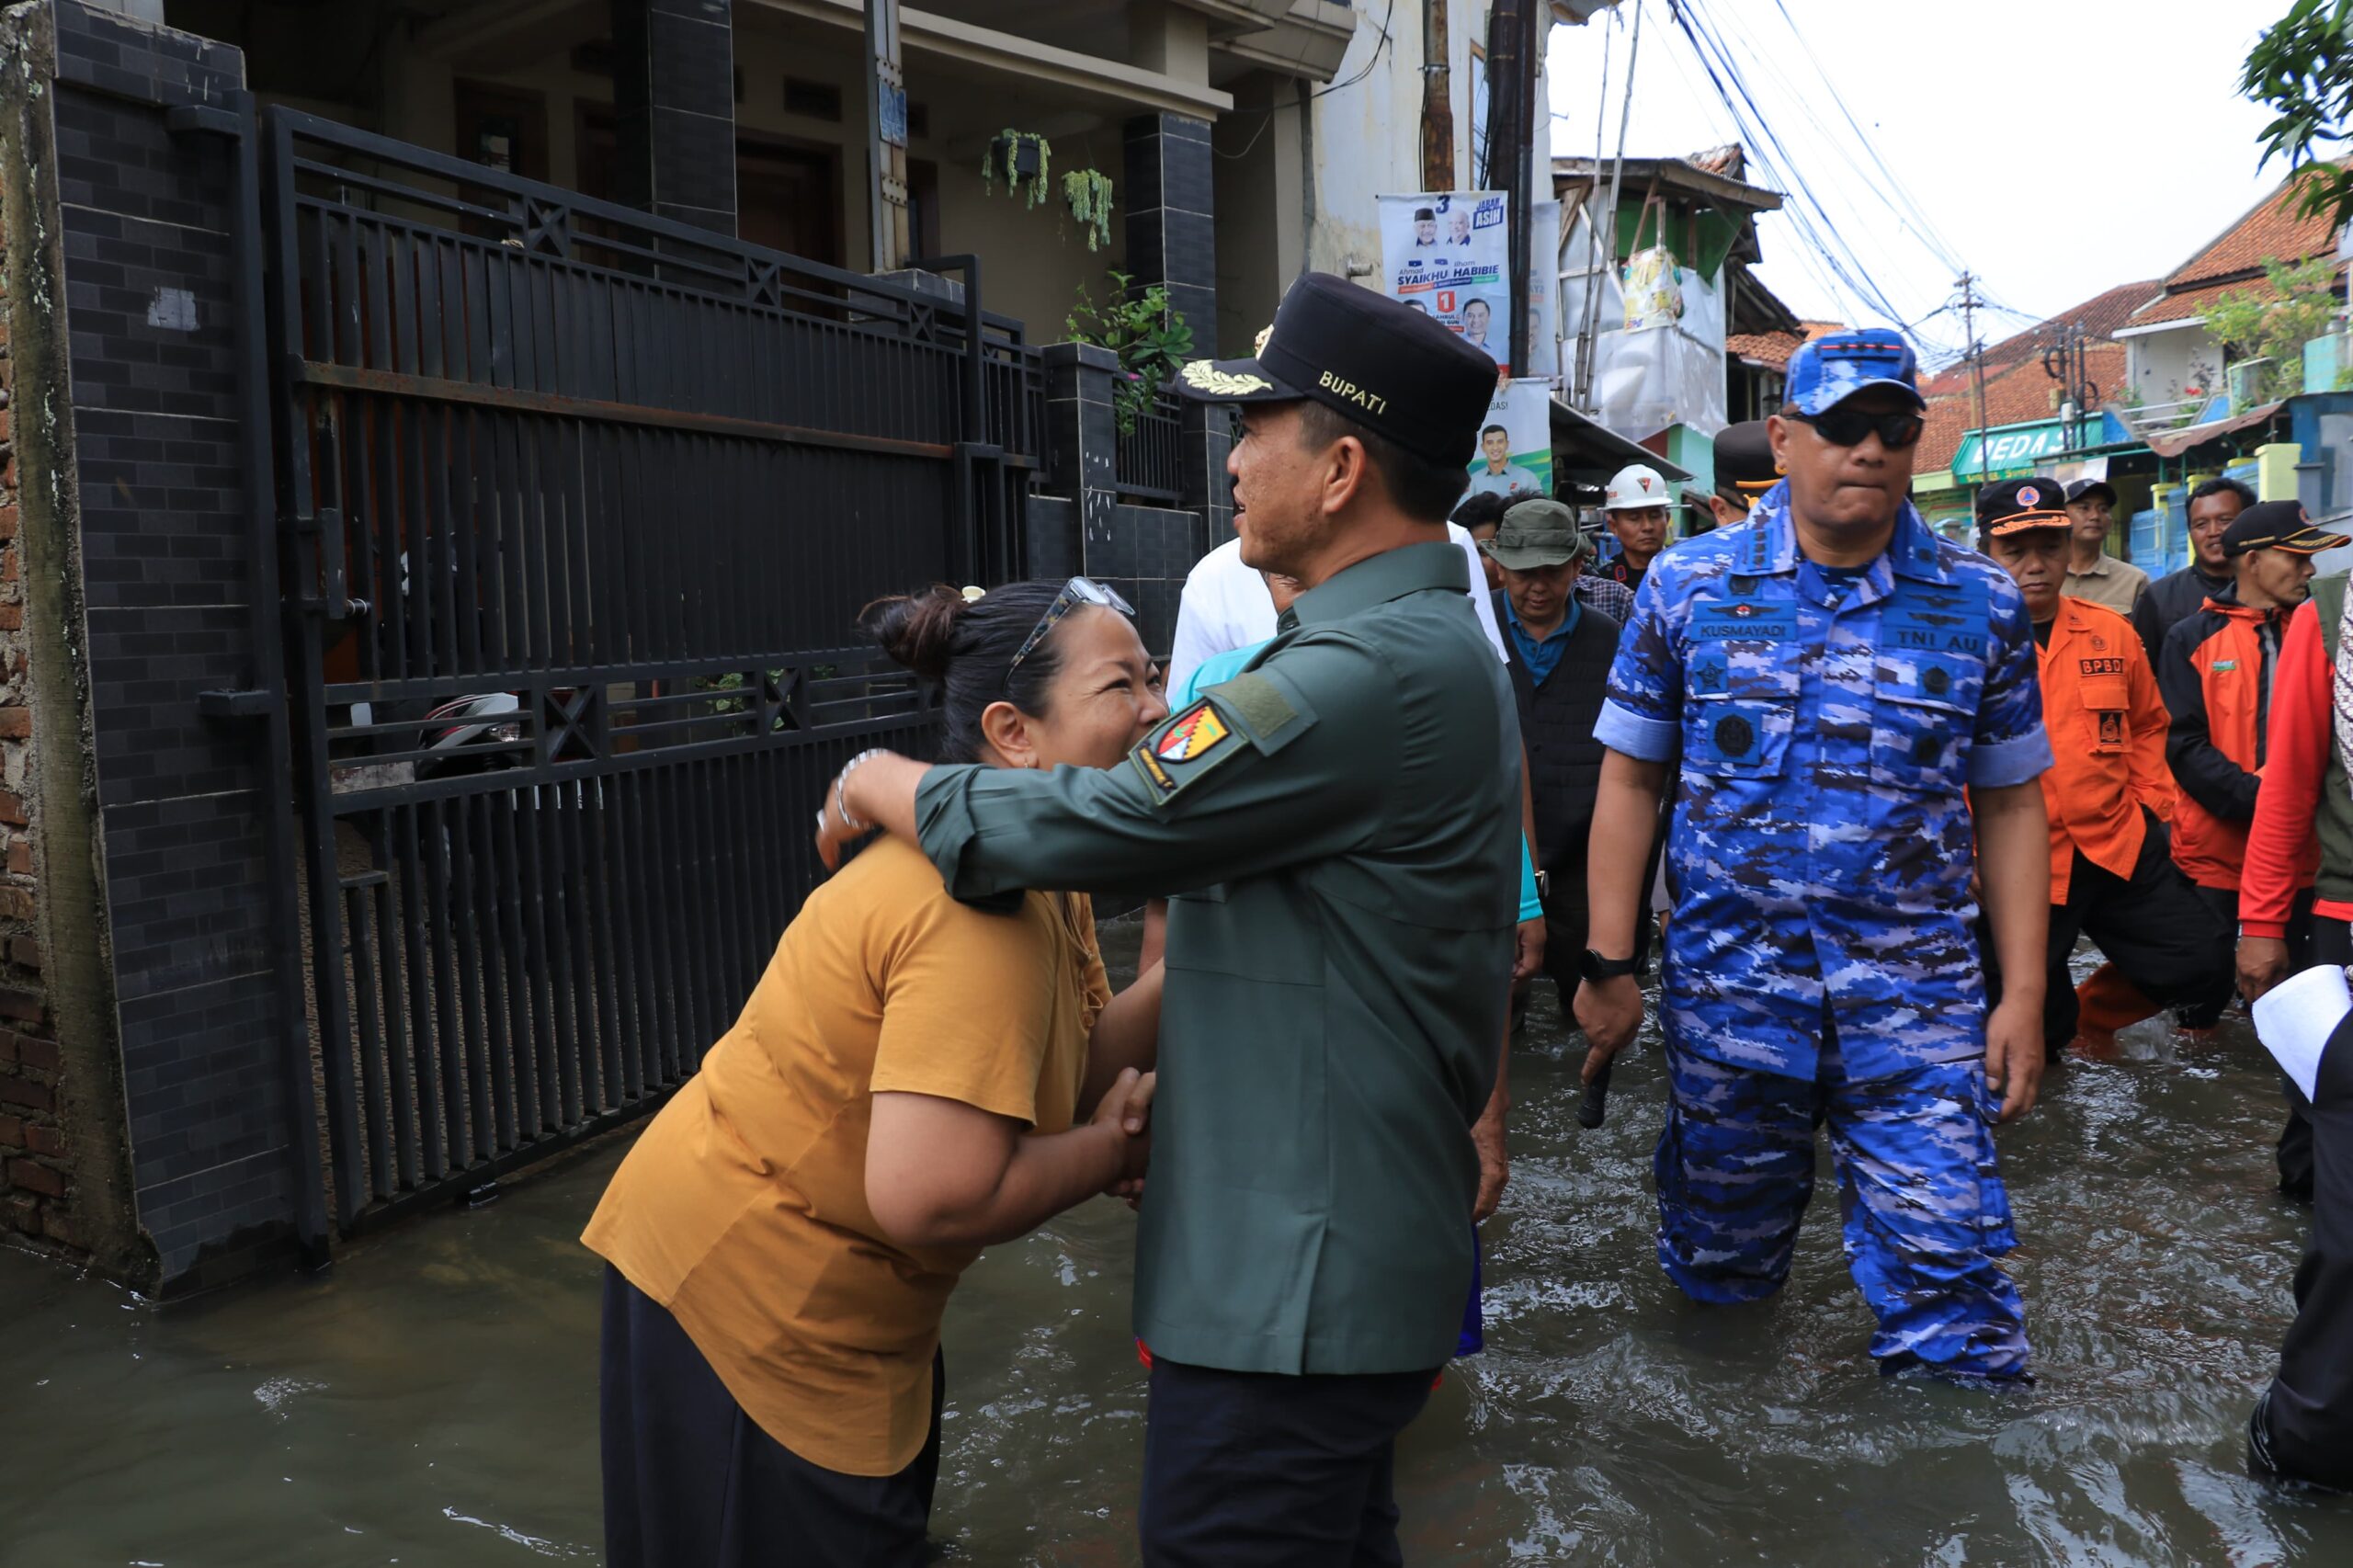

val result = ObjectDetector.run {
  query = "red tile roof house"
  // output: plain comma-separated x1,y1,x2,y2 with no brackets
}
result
2114,175,2341,419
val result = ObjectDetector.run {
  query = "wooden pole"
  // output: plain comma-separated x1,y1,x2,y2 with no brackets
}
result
1421,0,1455,193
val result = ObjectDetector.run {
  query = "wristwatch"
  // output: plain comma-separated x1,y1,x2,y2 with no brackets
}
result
1579,949,1641,983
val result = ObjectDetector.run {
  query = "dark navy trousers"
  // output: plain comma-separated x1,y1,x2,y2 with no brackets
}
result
1138,1358,1438,1567
599,1267,943,1568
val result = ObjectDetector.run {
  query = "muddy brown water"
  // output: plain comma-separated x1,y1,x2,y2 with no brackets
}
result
6,921,2353,1564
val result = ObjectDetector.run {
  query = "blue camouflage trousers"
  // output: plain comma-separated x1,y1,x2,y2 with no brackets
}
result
1654,1029,2030,1381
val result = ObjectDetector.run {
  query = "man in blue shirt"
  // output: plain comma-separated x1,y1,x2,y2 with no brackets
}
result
1573,328,2055,1381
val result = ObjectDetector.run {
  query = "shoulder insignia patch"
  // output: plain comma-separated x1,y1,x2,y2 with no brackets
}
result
1130,697,1247,806
1155,701,1231,762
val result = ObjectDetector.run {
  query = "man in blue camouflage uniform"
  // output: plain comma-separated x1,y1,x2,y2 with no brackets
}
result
1572,329,2055,1381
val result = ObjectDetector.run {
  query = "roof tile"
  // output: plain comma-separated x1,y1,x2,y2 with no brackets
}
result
2165,175,2337,290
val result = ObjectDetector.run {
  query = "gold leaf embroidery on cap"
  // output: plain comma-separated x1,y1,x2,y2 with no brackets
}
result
1181,360,1272,395
1253,324,1273,356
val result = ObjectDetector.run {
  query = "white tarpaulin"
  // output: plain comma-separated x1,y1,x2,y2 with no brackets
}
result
1569,266,1728,441
1559,197,1731,440
1380,191,1514,373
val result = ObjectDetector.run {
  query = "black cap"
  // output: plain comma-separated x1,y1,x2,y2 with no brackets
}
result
1713,420,1778,494
1974,478,2071,540
1172,272,1501,468
2223,500,2343,558
2064,477,2119,508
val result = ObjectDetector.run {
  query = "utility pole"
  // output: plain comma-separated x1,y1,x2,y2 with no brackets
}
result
864,0,909,273
1958,271,1988,494
1486,0,1539,375
1421,0,1454,193
2040,321,2097,455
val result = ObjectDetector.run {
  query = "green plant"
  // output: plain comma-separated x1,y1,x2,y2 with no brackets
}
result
981,130,1052,210
1066,270,1196,437
1063,169,1114,251
2245,1,2353,233
2205,255,2343,403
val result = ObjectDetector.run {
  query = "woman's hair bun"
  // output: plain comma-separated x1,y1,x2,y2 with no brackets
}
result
863,585,964,683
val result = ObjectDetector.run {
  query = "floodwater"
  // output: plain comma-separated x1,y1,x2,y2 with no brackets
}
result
7,920,2353,1566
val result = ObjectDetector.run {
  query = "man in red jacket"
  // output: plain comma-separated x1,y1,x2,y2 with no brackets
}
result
2233,501,2351,1200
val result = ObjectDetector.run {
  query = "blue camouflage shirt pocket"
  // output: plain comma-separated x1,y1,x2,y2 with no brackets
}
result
1869,582,1989,790
1682,592,1798,778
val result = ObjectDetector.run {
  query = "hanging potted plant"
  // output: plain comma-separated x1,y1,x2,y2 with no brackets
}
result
982,130,1052,210
1063,169,1114,252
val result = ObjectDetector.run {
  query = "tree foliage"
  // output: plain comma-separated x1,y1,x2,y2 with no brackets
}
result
2246,0,2353,233
1066,272,1196,438
2205,256,2342,403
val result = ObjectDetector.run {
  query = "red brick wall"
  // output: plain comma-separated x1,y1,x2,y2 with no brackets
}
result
0,174,65,1249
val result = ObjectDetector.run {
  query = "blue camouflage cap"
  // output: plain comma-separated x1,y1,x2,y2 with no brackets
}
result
1784,327,1926,415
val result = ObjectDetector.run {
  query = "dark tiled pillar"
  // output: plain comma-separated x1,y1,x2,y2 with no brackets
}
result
1179,396,1233,565
1040,341,1120,554
1123,113,1215,356
612,0,736,235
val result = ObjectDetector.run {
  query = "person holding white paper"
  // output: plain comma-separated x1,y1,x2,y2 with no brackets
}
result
2249,991,2353,1492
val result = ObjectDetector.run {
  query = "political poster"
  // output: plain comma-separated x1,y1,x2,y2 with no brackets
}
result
1379,190,1512,373
1463,378,1553,502
1529,199,1560,383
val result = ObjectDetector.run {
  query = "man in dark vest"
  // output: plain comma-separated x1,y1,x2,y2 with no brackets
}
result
2234,502,2352,1200
1481,499,1622,1020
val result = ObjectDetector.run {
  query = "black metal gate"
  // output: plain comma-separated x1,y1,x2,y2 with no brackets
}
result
256,109,1041,1242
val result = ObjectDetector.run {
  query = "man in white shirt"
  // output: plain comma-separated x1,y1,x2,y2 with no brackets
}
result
1165,521,1510,695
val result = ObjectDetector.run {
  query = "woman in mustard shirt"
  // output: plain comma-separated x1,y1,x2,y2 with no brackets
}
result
585,577,1168,1567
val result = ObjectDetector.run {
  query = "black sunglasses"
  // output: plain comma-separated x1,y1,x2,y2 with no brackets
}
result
1790,407,1925,449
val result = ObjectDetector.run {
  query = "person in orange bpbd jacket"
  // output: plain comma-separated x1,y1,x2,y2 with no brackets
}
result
2230,501,2351,1202
1971,479,2235,1055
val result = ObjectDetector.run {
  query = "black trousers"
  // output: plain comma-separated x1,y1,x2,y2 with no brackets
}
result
600,1267,943,1568
1520,815,1661,1024
2249,1001,2353,1490
1138,1358,1437,1568
2201,891,2326,1202
2046,833,2236,1046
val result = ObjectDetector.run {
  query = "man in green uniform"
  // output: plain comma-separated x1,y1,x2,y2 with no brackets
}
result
818,271,1517,1565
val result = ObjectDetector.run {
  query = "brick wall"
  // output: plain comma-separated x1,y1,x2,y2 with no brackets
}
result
0,6,71,1254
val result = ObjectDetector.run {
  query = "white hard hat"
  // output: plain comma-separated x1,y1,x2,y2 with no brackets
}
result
1604,464,1670,510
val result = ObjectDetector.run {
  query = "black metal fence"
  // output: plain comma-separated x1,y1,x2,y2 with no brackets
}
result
1115,386,1185,503
258,109,1042,1234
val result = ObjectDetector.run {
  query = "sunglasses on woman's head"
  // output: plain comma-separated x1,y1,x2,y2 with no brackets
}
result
1005,577,1136,688
1789,407,1925,449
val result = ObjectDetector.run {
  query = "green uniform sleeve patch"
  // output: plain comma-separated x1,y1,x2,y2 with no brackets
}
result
1201,668,1317,757
1209,670,1298,744
1130,696,1247,805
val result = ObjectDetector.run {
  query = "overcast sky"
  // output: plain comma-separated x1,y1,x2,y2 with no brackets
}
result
1546,0,2290,358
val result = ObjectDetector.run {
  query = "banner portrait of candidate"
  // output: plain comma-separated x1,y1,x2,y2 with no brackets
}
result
1463,378,1553,502
1379,191,1511,373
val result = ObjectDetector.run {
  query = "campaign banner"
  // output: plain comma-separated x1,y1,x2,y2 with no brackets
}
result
1379,191,1512,372
1463,378,1553,502
1529,199,1560,382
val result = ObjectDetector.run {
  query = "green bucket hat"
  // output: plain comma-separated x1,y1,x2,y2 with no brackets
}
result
1481,498,1593,571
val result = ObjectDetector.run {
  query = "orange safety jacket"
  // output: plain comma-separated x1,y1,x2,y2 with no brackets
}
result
2160,585,2302,892
2036,598,2174,903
